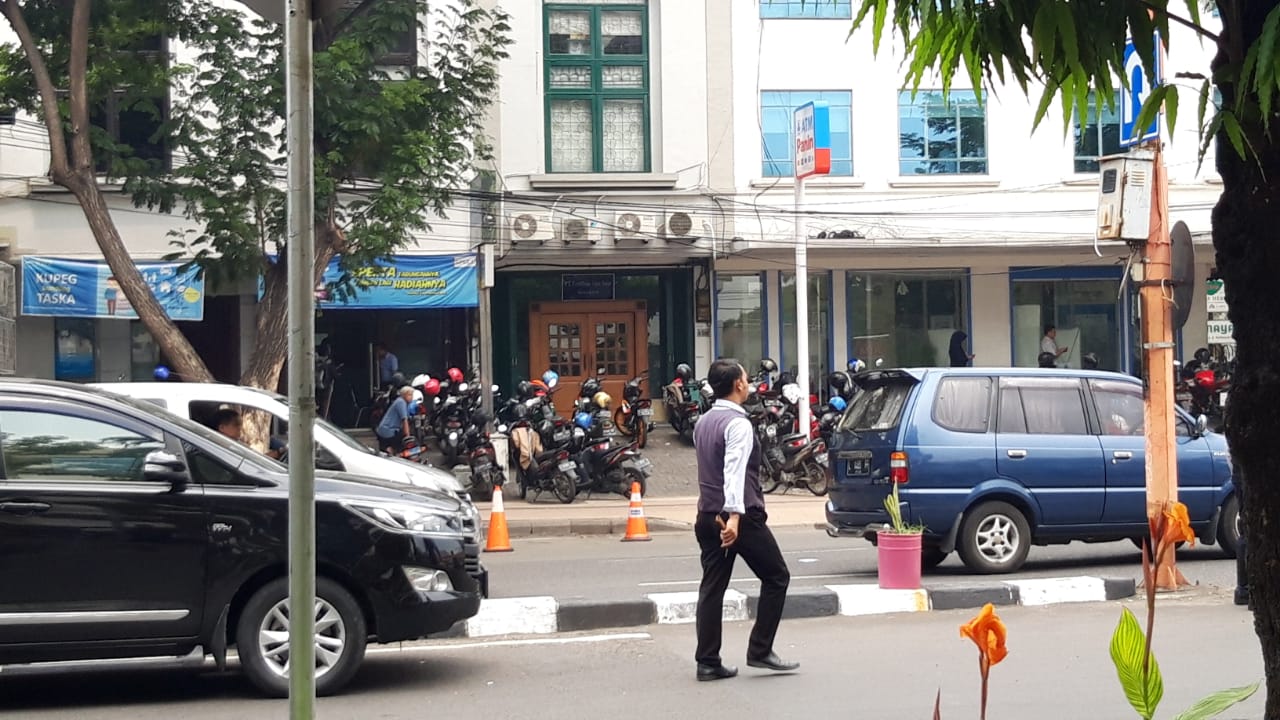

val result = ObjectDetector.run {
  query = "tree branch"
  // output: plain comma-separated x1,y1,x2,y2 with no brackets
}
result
67,0,92,172
0,0,71,177
1141,1,1220,43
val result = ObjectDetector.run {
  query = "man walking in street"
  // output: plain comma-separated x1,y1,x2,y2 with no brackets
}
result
692,358,797,682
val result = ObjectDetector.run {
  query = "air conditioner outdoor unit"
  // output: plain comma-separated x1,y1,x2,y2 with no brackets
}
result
561,217,603,245
509,212,554,244
661,210,702,241
614,212,660,243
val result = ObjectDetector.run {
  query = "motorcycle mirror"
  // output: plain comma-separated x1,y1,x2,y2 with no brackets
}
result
1195,414,1209,436
875,359,884,368
492,384,500,393
497,424,509,433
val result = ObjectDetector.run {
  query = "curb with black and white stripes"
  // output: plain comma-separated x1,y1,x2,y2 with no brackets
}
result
438,575,1136,640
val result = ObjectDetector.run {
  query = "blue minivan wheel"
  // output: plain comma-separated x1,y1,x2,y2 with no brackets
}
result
957,501,1032,574
1217,494,1241,559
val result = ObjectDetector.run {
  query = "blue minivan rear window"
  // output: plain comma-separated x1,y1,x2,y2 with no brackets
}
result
841,381,913,431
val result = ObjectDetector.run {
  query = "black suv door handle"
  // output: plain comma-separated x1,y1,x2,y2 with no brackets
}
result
0,501,52,515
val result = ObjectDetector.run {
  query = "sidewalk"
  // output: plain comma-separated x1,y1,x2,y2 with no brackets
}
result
478,493,827,537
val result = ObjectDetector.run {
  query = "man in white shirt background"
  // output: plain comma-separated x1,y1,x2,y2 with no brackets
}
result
1041,324,1069,367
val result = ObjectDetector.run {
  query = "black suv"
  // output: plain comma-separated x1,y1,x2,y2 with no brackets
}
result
0,379,485,696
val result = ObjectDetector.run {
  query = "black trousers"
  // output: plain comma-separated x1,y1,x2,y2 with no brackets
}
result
694,508,790,666
377,429,404,453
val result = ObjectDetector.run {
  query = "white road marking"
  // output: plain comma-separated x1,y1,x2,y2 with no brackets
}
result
798,557,819,563
366,632,652,655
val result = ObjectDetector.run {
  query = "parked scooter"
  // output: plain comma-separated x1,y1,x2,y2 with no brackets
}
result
460,409,505,500
664,363,703,441
503,396,577,503
570,409,653,497
760,385,830,495
612,372,653,449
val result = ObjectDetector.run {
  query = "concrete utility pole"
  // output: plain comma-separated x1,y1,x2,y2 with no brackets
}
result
1140,139,1183,591
794,177,811,435
284,0,318,715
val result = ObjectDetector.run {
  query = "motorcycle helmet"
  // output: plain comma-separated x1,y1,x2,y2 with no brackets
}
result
512,402,530,421
782,383,803,405
516,380,533,399
759,358,778,374
470,409,491,426
531,380,549,397
593,391,612,409
411,373,431,388
423,378,441,396
580,378,602,398
848,358,866,374
542,369,560,388
411,389,424,404
1037,351,1057,368
574,411,593,430
1193,347,1212,366
830,396,848,412
390,371,407,388
447,367,464,383
675,363,693,382
828,371,850,394
778,372,795,387
154,365,172,380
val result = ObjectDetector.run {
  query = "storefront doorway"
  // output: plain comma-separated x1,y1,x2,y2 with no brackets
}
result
529,300,649,417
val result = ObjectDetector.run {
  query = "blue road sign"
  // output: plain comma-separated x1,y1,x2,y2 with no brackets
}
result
1121,32,1163,148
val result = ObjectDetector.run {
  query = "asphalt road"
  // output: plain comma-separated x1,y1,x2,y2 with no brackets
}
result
479,526,1240,601
2,591,1261,719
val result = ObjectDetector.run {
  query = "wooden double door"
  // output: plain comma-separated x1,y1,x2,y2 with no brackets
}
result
529,300,649,418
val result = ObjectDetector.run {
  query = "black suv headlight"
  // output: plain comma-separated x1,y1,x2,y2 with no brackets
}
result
343,500,465,536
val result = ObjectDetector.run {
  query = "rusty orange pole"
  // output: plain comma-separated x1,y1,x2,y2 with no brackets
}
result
1140,140,1183,590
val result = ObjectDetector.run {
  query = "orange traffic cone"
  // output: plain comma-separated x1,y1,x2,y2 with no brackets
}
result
621,481,652,542
484,485,513,552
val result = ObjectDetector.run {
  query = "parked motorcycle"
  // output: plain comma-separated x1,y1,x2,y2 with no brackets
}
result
1179,348,1230,432
612,372,653,449
503,397,577,504
462,409,505,500
664,362,703,441
760,385,830,495
570,409,652,497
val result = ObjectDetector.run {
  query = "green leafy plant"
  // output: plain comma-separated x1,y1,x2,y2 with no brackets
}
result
882,481,925,534
1109,502,1258,719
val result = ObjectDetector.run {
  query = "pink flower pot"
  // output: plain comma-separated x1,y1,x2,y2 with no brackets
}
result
877,531,923,589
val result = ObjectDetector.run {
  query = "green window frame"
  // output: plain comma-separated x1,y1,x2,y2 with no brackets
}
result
543,3,651,173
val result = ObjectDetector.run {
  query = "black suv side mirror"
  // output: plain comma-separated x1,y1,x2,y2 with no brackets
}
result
144,450,188,486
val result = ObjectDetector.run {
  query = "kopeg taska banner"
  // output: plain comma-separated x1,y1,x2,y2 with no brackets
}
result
317,254,478,309
21,256,205,321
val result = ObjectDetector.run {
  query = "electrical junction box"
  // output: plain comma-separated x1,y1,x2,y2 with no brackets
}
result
1096,152,1154,242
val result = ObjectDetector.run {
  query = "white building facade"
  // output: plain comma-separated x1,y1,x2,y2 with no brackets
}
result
710,2,1223,386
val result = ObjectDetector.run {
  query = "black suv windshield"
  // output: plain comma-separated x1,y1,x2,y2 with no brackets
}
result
840,381,914,432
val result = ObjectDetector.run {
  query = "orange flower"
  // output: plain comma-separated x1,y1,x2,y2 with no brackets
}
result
1162,501,1195,547
960,603,1009,666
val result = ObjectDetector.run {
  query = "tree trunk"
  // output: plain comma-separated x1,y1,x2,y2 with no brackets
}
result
237,223,338,449
62,173,213,383
1214,3,1280,713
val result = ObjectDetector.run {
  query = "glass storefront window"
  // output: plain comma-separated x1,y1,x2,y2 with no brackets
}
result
130,322,160,381
1011,277,1122,370
781,272,830,386
54,318,96,381
847,271,969,368
715,273,765,371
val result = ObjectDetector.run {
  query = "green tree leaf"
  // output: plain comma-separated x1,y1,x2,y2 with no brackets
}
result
1170,683,1260,720
1109,607,1163,720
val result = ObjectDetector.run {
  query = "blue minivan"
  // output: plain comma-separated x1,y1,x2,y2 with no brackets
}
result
824,368,1239,573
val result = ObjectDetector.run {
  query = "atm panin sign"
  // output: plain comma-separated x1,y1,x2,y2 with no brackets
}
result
794,101,831,179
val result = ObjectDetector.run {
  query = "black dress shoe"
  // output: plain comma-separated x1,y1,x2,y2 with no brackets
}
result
696,663,739,681
747,652,799,672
